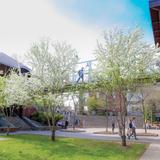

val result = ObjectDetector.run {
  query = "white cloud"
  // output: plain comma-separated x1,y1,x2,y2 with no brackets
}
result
0,0,100,62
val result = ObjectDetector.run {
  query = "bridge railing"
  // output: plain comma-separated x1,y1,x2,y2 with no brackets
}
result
70,59,97,84
70,70,95,84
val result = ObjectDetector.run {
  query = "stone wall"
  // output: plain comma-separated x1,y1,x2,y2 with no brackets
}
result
78,115,144,128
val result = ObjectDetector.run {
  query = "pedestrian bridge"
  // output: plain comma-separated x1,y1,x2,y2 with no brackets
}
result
70,59,97,84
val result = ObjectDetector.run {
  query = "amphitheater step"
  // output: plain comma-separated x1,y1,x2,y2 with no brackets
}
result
6,117,31,130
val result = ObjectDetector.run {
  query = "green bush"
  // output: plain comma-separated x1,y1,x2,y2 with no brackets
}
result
87,96,98,111
31,112,63,125
87,96,105,112
31,112,48,124
55,114,63,124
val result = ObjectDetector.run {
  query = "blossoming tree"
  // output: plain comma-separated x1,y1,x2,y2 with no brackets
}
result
0,76,6,114
26,39,78,141
4,71,31,114
94,28,160,146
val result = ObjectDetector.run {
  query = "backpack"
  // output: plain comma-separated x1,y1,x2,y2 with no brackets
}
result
129,122,132,128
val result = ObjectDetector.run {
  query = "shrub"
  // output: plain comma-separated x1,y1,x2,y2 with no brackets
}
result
31,112,63,125
31,112,48,124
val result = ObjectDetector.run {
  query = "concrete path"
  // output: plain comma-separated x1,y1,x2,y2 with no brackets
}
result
140,144,160,160
0,138,8,141
8,130,160,144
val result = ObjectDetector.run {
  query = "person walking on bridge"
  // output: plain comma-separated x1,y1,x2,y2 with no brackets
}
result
77,67,84,83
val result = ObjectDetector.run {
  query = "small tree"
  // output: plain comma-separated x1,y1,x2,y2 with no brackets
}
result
69,93,79,130
147,99,157,125
2,71,31,135
94,27,160,146
87,94,105,111
0,77,6,113
135,85,160,133
27,39,78,141
135,87,151,133
87,95,98,113
4,71,31,109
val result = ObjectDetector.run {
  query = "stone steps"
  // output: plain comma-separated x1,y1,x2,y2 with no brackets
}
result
6,117,31,130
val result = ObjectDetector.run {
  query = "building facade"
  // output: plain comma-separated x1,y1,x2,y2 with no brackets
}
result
150,0,160,45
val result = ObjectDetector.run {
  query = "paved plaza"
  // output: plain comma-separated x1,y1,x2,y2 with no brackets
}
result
7,128,160,144
140,144,160,160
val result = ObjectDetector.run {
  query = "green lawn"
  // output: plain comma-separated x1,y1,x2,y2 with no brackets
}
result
0,134,147,160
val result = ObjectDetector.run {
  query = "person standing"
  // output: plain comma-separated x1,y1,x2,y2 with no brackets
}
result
111,121,115,134
132,117,138,140
65,120,69,129
127,119,133,139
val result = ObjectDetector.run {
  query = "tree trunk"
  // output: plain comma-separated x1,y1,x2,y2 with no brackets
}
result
72,95,77,130
73,113,76,130
142,94,147,133
105,94,109,132
151,110,153,126
51,126,56,141
119,114,127,146
144,120,147,133
79,91,84,114
143,109,147,133
117,117,126,146
121,135,126,146
6,125,10,136
105,111,109,132
118,91,127,147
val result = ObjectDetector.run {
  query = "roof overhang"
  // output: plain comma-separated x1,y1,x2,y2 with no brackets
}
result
150,0,160,8
149,0,160,45
0,52,30,73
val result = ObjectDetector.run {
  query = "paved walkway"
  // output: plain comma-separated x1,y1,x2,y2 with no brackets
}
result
140,144,160,160
83,128,160,135
0,138,7,141
8,129,160,144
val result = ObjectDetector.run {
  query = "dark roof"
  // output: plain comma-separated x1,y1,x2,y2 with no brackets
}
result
0,52,30,73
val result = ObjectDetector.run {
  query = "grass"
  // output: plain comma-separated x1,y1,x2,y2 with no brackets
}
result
0,134,147,160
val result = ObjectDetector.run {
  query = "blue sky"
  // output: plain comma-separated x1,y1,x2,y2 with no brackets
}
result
0,0,154,61
53,0,154,42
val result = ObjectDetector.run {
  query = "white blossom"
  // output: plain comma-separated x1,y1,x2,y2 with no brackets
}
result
4,71,30,106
